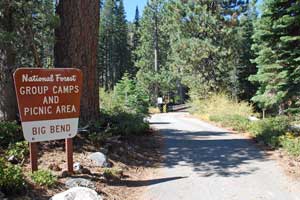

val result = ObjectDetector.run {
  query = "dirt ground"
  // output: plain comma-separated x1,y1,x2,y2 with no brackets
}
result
3,130,162,200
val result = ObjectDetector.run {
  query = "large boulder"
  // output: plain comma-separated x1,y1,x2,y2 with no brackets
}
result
88,152,108,167
50,187,102,200
65,178,96,190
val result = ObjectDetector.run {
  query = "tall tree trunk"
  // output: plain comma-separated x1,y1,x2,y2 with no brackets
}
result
0,2,18,121
153,4,160,103
54,0,100,123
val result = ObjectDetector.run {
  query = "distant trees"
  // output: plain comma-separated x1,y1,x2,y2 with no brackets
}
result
133,0,260,104
250,0,300,114
99,0,131,90
0,0,56,120
135,0,175,104
55,0,100,122
130,6,141,75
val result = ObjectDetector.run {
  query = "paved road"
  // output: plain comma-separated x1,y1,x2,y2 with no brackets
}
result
143,112,300,200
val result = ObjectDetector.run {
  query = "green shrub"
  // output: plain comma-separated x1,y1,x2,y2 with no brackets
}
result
102,111,149,136
280,135,300,157
6,141,29,161
249,116,290,147
30,170,57,187
103,168,123,180
100,74,149,115
209,114,250,132
0,158,25,194
0,122,23,148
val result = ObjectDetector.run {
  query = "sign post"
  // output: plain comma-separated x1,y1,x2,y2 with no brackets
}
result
14,68,83,172
30,143,38,172
66,138,73,173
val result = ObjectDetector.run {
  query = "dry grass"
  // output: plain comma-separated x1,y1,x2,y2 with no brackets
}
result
148,107,160,114
189,93,255,118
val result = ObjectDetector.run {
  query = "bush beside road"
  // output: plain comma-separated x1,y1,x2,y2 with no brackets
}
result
189,94,300,158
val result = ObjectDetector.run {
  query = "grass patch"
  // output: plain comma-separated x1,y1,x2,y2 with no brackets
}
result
30,170,57,187
190,93,254,132
103,168,123,181
190,93,254,118
149,107,160,114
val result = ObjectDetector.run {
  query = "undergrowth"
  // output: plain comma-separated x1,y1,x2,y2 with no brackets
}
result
190,93,300,156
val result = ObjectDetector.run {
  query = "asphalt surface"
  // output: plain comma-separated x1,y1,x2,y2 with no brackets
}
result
142,112,300,200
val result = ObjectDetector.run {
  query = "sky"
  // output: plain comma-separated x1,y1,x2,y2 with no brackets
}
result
124,0,148,22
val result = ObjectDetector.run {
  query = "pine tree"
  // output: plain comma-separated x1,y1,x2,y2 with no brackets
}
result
237,1,258,101
99,0,130,90
162,0,253,100
99,0,116,90
115,0,130,80
135,0,173,103
130,6,141,75
250,0,300,114
0,0,57,120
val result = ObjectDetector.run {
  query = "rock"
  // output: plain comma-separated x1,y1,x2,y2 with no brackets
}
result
248,116,260,121
81,168,91,175
127,146,133,151
49,163,62,171
73,162,82,172
65,178,96,190
50,187,102,200
136,153,145,159
119,147,125,153
99,148,108,154
88,152,108,167
60,171,71,178
0,191,5,199
8,155,19,164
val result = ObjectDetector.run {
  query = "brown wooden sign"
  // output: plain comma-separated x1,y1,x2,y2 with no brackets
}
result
14,68,83,142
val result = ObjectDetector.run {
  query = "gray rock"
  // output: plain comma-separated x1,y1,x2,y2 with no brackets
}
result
50,187,102,200
0,191,5,198
88,152,108,167
73,162,82,172
248,116,260,121
65,178,96,190
119,147,125,153
81,168,91,175
99,148,108,154
60,171,71,178
8,155,18,164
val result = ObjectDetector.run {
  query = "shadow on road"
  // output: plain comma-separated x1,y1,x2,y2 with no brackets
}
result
160,129,267,177
111,176,188,187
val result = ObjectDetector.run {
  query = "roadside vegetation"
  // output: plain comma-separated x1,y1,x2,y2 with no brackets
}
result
190,93,300,157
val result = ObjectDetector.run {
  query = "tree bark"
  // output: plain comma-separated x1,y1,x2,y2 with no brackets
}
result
0,2,18,121
54,0,100,122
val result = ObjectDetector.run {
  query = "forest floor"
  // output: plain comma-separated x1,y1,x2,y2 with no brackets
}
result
3,130,162,200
